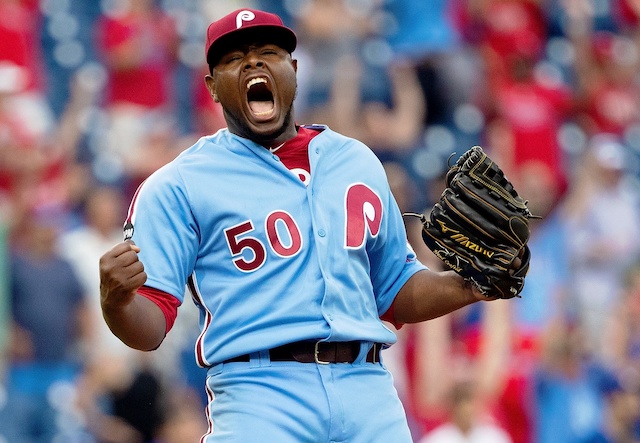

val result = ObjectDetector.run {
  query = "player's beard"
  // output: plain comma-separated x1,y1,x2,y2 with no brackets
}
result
249,104,294,145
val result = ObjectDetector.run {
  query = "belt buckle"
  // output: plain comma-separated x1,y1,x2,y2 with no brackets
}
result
314,341,330,365
370,343,378,364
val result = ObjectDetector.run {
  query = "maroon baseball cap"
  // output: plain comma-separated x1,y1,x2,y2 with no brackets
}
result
205,9,297,67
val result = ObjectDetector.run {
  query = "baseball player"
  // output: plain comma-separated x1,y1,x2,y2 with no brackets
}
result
99,8,492,443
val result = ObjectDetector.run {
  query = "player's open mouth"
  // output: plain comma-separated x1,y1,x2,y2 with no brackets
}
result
246,77,275,118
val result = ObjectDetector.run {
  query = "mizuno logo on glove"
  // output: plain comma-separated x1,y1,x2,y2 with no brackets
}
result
436,220,495,258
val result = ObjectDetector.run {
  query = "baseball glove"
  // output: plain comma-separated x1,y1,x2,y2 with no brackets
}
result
406,146,537,299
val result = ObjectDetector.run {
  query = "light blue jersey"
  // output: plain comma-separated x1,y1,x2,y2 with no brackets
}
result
126,125,426,367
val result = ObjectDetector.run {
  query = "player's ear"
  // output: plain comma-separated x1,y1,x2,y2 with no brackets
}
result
204,75,219,102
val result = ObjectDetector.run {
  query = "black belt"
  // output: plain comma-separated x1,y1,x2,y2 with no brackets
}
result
224,341,382,364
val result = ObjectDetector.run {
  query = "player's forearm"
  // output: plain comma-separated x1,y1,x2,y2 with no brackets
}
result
101,293,167,351
392,269,479,324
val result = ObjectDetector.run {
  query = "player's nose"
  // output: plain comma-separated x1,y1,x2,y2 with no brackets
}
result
243,51,265,70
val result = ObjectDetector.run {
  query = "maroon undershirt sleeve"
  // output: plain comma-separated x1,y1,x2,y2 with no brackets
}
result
380,299,404,330
137,286,180,334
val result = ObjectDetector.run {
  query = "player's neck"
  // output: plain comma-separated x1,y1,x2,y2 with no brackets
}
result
263,125,300,151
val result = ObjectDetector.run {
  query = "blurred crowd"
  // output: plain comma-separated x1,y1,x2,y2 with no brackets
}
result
1,0,640,442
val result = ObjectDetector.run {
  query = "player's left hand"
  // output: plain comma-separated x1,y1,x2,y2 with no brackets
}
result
408,146,536,299
467,250,524,301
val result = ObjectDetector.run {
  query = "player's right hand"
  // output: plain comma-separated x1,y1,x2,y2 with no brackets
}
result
99,240,147,310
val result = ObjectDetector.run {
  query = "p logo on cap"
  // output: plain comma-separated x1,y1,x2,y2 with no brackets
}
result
236,10,256,28
205,8,297,67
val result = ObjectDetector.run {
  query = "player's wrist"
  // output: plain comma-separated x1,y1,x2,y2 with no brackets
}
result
438,270,482,304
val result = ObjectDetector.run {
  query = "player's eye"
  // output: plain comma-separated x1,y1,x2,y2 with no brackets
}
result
223,53,243,63
261,46,281,56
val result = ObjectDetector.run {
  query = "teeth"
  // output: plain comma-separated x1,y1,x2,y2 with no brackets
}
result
247,77,267,89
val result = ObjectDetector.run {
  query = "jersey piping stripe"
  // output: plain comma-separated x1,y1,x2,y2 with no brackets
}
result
188,273,212,368
125,178,147,226
200,379,215,443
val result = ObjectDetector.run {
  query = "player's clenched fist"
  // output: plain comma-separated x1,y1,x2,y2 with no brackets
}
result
99,240,147,310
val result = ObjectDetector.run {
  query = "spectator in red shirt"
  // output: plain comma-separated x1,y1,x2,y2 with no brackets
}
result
565,1,640,137
95,0,178,110
483,49,574,193
94,0,180,197
0,0,45,92
461,0,573,193
0,0,54,144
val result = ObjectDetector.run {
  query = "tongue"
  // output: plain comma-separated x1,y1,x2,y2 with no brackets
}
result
249,100,274,115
